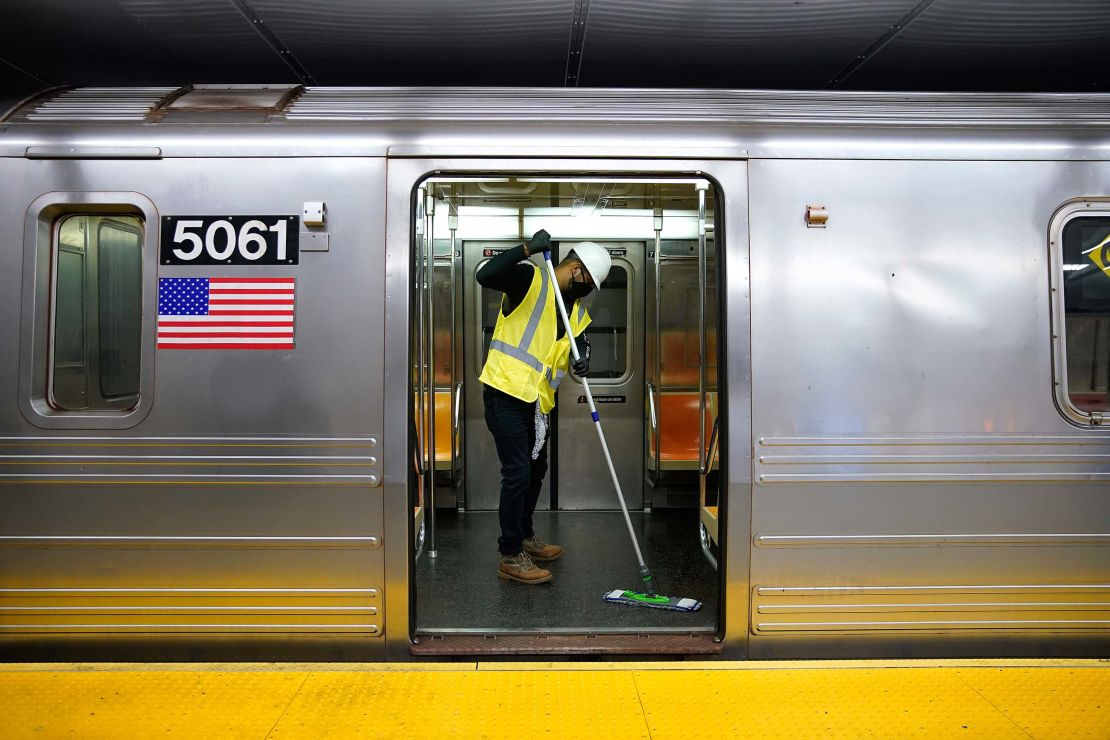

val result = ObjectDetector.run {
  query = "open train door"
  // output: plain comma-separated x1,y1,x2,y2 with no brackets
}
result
382,157,751,660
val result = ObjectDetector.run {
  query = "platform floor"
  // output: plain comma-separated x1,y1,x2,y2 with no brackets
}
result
1,659,1106,739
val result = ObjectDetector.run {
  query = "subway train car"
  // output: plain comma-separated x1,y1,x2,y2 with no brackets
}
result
0,87,1107,661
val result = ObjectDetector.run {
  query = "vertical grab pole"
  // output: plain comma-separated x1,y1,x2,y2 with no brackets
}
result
543,252,655,594
696,182,708,476
413,189,428,559
426,192,438,558
414,188,427,478
448,200,462,511
651,204,663,491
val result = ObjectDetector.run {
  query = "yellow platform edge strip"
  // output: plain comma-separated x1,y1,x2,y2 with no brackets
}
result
2,657,1107,672
3,661,1108,739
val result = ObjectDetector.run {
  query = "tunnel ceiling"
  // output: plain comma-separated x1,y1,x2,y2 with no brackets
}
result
2,0,1109,110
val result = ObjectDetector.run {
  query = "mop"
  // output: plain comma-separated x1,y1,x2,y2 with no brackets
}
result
543,251,702,612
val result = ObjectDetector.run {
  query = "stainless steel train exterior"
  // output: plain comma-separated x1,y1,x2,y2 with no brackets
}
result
0,87,1107,660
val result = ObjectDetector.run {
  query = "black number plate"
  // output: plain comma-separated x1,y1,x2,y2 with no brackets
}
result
161,215,300,265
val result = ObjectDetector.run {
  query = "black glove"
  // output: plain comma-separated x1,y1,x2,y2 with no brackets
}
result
571,334,590,376
525,229,551,256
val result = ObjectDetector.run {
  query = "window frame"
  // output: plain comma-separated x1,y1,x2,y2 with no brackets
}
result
19,192,159,429
1048,197,1110,427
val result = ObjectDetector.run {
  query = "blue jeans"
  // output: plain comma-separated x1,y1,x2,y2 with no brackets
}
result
483,384,549,555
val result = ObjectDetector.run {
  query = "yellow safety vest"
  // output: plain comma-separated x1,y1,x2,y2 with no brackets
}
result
479,263,591,414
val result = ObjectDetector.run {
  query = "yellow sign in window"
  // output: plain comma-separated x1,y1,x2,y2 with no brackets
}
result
1084,232,1110,278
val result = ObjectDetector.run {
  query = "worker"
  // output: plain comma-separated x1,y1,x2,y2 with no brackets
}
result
477,229,611,584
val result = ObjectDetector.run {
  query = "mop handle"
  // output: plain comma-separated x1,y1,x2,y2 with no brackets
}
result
543,252,648,573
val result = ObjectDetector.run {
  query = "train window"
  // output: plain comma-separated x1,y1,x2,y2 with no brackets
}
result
1060,215,1110,417
50,215,144,411
20,193,157,429
580,264,629,379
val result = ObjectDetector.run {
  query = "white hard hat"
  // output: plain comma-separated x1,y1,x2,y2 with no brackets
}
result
571,241,611,287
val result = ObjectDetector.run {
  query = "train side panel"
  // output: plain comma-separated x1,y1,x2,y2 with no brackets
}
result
748,159,1110,656
0,156,388,656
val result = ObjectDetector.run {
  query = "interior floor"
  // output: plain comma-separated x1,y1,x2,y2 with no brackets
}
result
415,508,718,632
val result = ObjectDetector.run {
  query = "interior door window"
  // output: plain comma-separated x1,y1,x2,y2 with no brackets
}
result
579,264,628,380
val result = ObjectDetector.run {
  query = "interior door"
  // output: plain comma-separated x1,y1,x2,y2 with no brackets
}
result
463,241,552,512
556,244,645,510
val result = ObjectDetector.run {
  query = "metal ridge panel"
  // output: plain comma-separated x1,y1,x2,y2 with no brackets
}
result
752,583,1110,633
754,534,1110,547
282,87,1110,127
14,87,180,122
8,86,1110,127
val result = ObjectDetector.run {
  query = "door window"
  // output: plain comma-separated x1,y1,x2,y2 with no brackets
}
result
51,215,143,411
578,264,628,380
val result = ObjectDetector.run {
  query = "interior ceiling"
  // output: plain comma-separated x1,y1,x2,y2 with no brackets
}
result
2,0,1109,110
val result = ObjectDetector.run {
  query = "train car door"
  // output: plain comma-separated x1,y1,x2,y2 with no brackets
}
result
386,159,751,660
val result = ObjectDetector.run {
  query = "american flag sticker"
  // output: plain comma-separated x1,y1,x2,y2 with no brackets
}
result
157,277,295,350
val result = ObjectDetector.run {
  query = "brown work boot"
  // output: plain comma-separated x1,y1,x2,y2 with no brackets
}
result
523,535,563,562
498,552,552,584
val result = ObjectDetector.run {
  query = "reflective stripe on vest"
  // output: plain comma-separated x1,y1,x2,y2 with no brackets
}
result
546,366,566,390
486,266,550,372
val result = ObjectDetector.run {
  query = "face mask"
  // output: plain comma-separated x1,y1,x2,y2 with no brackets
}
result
569,269,593,300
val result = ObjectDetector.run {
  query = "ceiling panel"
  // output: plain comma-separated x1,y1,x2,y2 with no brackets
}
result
0,60,47,118
251,0,571,85
579,0,921,88
0,0,293,86
843,0,1110,91
0,1,1107,93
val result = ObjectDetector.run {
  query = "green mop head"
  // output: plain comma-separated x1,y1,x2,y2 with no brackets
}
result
603,589,702,612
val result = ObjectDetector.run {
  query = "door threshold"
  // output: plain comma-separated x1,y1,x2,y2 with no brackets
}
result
410,632,722,656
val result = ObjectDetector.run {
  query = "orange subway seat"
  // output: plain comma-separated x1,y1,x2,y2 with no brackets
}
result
649,392,717,468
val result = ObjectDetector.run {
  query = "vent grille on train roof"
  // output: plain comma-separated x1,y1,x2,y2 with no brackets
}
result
166,85,302,111
283,87,1110,127
19,87,179,122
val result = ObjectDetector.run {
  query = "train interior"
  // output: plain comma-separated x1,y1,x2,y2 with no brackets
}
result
410,177,722,637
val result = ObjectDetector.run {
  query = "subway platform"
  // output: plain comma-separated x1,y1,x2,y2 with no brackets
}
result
1,659,1106,738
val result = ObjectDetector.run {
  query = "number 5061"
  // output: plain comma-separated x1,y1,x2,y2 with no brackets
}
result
161,215,299,265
